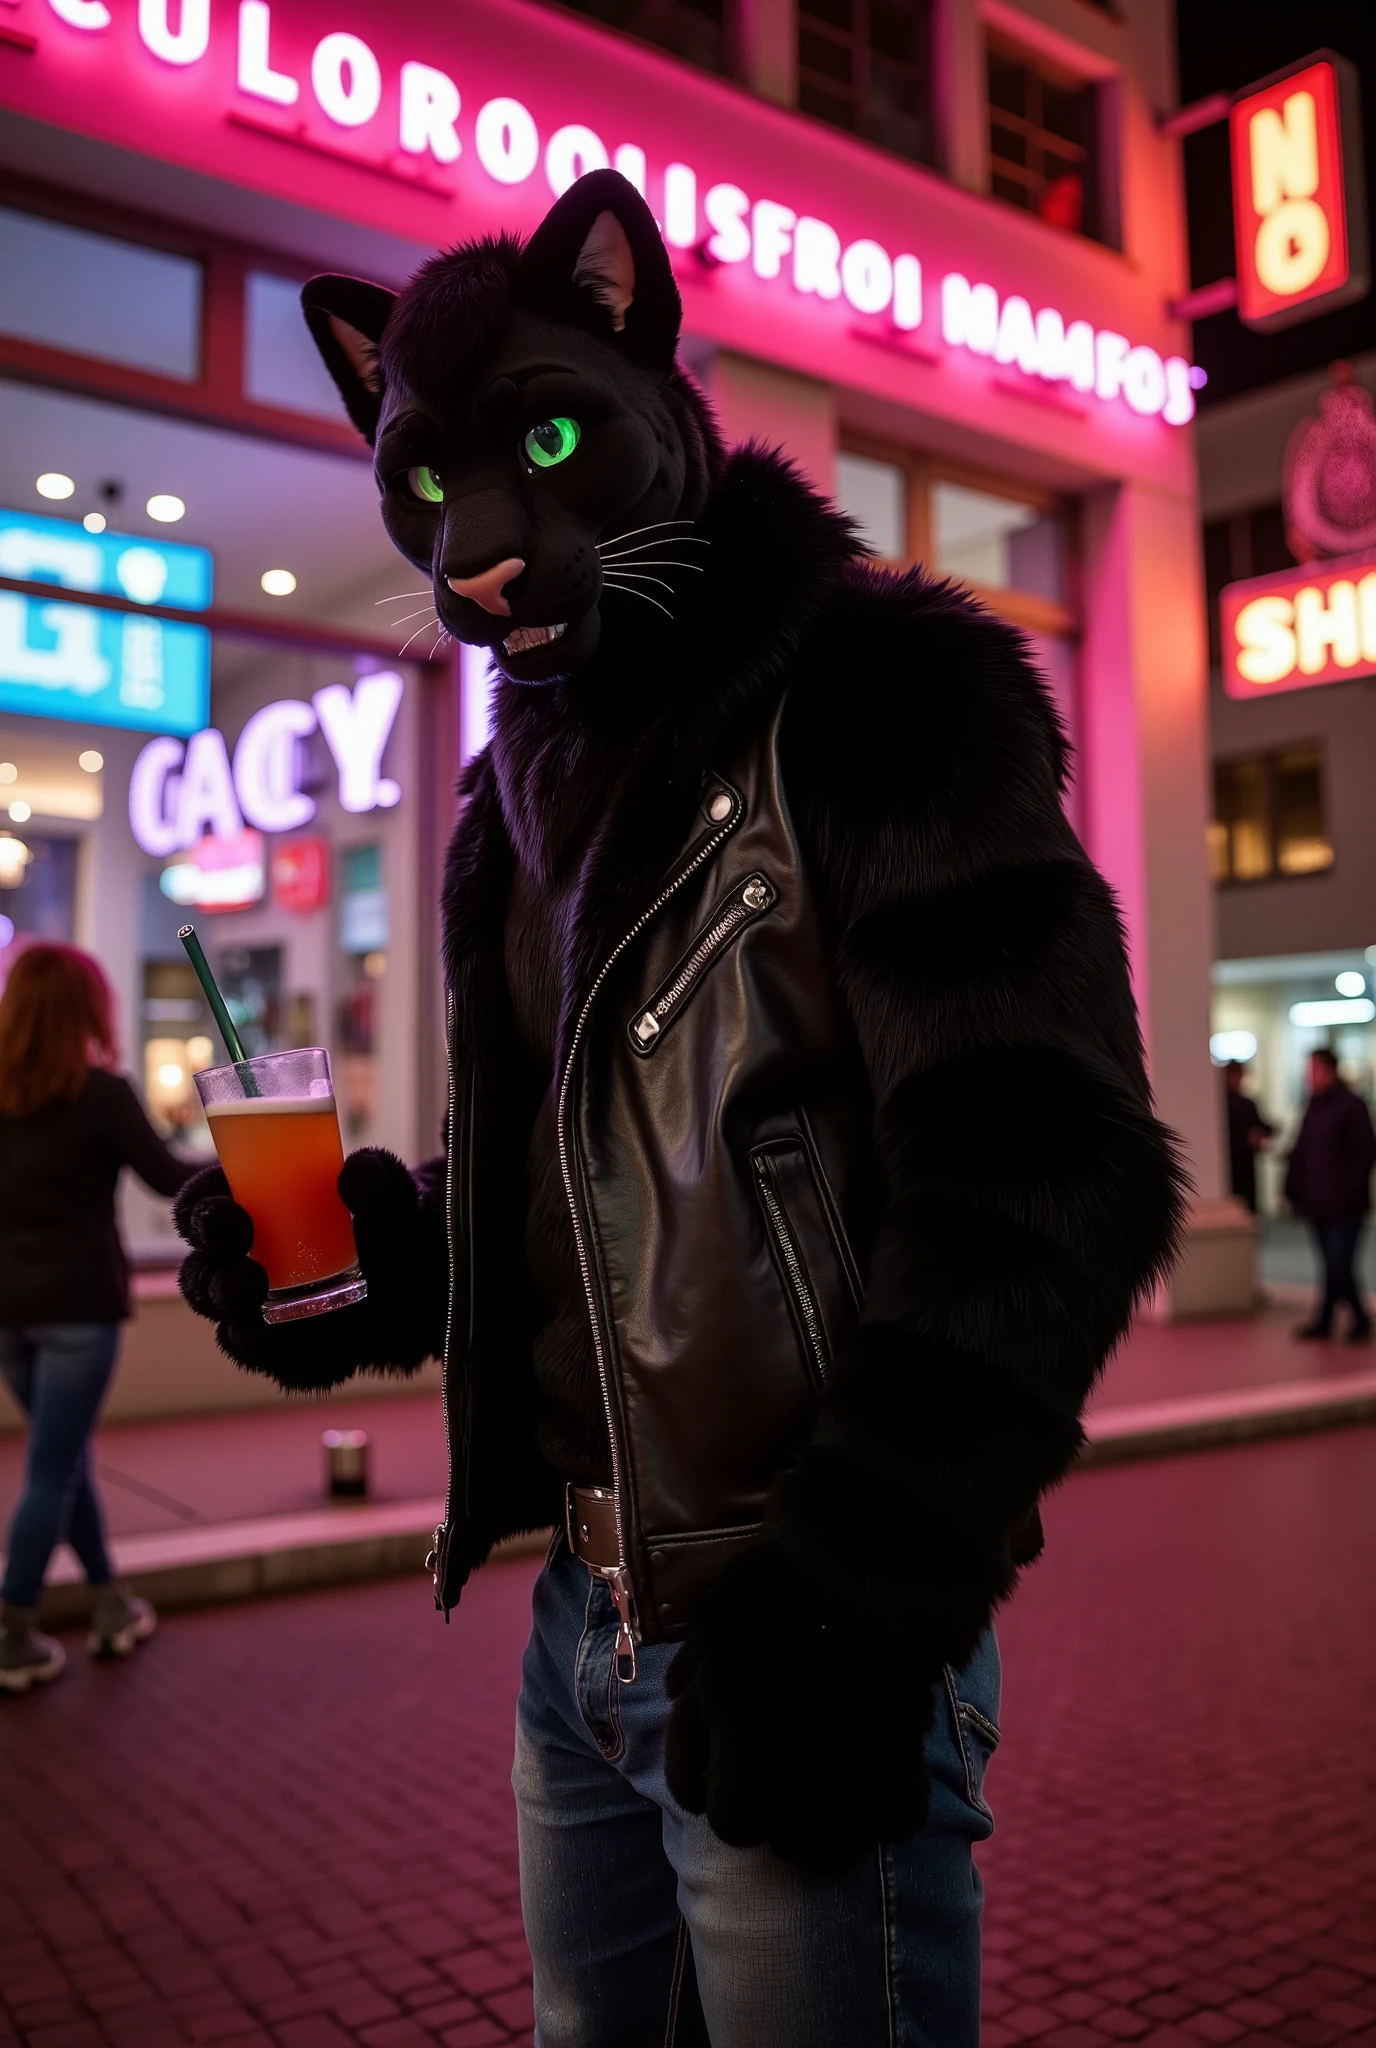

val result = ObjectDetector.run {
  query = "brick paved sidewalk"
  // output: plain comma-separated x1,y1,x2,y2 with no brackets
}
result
3,1428,1375,2047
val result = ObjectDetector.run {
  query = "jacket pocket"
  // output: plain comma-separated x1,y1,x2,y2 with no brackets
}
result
629,873,776,1053
751,1133,861,1388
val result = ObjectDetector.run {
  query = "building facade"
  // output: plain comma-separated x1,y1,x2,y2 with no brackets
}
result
0,0,1243,1373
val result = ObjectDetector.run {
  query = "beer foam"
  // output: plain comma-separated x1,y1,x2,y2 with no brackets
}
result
204,1093,336,1118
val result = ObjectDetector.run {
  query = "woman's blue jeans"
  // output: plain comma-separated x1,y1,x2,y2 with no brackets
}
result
0,1323,119,1608
513,1537,1000,2047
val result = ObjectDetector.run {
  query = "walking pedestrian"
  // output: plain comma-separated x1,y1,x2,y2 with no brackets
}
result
0,943,197,1693
1286,1047,1376,1343
1224,1060,1273,1214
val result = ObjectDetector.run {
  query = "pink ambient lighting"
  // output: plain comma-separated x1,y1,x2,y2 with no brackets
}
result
6,0,1198,439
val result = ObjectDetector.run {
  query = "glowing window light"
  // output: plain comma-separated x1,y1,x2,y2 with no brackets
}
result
1335,971,1367,998
146,494,186,524
1289,998,1376,1027
37,474,75,501
1210,1030,1258,1064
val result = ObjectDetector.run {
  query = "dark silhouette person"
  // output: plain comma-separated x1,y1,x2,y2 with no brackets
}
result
0,943,196,1692
1285,1047,1376,1343
1224,1060,1273,1214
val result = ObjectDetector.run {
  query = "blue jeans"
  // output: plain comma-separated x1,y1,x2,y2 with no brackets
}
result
0,1323,119,1608
513,1539,1000,2047
1312,1217,1370,1332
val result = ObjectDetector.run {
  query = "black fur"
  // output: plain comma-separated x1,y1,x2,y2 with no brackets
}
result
179,172,1188,1865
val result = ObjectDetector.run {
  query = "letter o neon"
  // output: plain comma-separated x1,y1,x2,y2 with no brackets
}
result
840,239,894,316
545,124,610,197
475,97,540,184
311,32,382,128
1254,198,1330,297
1121,345,1168,417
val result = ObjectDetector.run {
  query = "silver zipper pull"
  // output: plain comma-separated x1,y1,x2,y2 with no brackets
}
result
742,879,769,909
607,1568,639,1684
633,1011,660,1045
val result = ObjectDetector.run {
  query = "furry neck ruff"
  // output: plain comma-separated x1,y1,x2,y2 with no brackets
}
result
487,442,860,885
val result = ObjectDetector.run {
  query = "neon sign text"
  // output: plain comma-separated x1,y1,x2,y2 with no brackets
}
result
1221,556,1376,698
1230,54,1369,333
941,276,1196,425
37,0,1196,421
128,672,403,855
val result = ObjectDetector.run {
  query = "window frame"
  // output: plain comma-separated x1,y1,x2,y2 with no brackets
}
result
838,431,1078,636
984,28,1105,245
1210,743,1335,888
0,174,364,461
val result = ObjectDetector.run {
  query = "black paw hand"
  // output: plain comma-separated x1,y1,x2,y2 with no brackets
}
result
664,1543,938,1869
176,1166,270,1332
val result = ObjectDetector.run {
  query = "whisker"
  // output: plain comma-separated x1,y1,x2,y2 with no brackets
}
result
374,591,433,605
601,580,674,620
598,518,699,549
397,616,440,655
597,558,705,573
602,569,675,594
598,536,710,559
387,604,444,627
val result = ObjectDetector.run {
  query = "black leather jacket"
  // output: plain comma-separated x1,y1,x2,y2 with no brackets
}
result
182,449,1183,1665
436,698,877,1638
431,451,1184,1644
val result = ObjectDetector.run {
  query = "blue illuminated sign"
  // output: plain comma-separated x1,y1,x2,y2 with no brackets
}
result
0,509,212,735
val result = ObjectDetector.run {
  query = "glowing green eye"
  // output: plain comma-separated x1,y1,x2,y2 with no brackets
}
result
406,465,444,504
524,418,581,469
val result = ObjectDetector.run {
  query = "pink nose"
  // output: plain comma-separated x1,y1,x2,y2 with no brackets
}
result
446,556,526,617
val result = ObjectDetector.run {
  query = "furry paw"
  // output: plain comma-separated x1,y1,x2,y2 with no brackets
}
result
664,1542,937,1868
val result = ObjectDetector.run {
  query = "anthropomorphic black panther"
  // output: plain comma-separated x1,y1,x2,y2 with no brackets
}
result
177,170,1184,2047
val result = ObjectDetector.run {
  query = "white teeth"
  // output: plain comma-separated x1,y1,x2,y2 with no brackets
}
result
503,623,567,655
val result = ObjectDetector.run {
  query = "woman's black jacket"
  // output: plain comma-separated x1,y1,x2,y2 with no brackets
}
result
0,1068,195,1324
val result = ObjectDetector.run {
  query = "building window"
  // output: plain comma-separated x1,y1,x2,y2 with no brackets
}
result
987,36,1101,240
0,205,202,381
552,0,727,74
798,0,935,165
1210,746,1334,885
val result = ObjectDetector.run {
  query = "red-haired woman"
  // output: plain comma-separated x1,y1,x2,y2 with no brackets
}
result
0,943,195,1693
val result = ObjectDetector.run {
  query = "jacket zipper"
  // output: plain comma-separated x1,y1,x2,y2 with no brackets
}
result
631,875,774,1052
557,783,745,1676
754,1157,829,1380
427,990,459,1615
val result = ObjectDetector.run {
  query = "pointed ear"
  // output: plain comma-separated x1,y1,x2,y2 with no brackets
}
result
513,168,680,369
301,275,398,444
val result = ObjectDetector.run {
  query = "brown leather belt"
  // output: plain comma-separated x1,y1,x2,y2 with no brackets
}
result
565,1483,622,1571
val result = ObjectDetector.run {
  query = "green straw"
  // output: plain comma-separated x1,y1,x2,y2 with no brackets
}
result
178,924,259,1095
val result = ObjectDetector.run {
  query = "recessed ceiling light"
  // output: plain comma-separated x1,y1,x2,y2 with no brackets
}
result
78,749,104,774
37,473,75,500
146,494,185,523
1336,970,1367,997
83,511,107,533
0,763,15,785
260,569,297,596
9,800,32,823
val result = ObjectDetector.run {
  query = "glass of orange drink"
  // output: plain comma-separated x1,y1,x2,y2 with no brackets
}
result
193,1047,367,1323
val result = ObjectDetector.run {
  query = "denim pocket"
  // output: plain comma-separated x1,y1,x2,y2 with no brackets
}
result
942,1629,1002,1822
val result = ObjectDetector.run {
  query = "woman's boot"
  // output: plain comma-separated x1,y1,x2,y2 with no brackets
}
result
0,1602,66,1693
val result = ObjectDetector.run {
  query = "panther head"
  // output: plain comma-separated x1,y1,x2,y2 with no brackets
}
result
303,170,723,685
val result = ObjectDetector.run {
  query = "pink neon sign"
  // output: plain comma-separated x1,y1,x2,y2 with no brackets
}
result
2,0,1199,434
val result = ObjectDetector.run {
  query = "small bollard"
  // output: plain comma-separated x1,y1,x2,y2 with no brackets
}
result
323,1428,370,1499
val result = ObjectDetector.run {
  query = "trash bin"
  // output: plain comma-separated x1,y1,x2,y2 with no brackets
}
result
323,1428,370,1499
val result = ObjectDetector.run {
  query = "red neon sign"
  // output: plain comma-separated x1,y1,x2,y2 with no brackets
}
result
1229,52,1369,333
1221,553,1376,699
